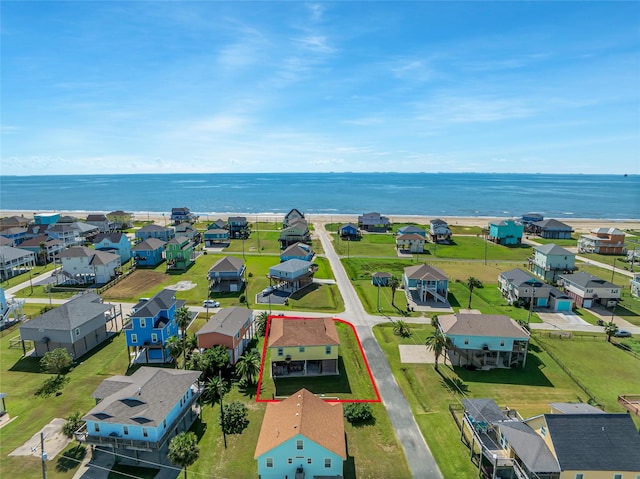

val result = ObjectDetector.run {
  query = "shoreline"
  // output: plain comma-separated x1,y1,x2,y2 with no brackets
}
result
2,210,640,234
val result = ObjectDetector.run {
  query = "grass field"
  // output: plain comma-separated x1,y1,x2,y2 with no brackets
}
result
531,237,578,246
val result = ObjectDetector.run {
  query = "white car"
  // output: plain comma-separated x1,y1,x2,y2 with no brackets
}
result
203,299,220,308
262,286,275,295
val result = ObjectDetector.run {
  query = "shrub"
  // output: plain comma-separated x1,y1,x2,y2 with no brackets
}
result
62,411,83,438
344,403,374,424
239,294,246,304
219,400,249,434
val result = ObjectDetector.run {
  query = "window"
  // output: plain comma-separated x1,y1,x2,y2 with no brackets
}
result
540,425,546,437
613,475,622,479
266,458,273,468
94,423,100,432
464,338,469,345
131,334,137,343
574,475,583,479
151,333,158,343
75,328,80,336
163,419,166,429
325,346,331,355
307,458,312,464
142,428,148,438
288,458,292,464
123,426,128,435
296,439,304,450
140,318,146,328
299,346,305,353
325,458,332,468
277,348,283,357
500,340,505,347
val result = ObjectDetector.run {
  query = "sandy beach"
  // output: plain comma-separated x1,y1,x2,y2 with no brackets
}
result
2,210,639,234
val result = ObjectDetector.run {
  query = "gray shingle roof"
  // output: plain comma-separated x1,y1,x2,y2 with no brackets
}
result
545,413,640,471
559,271,619,289
439,314,529,339
209,256,244,273
197,307,251,338
404,263,448,281
94,233,126,244
84,367,201,427
462,398,509,423
532,219,572,230
499,422,560,473
0,245,35,261
133,238,166,250
501,268,547,288
534,243,574,256
20,293,110,331
131,289,183,319
270,259,312,273
281,242,312,257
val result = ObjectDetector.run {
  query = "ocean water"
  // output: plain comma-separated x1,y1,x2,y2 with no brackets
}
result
0,173,638,219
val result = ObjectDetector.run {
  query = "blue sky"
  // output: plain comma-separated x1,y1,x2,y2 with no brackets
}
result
1,1,639,175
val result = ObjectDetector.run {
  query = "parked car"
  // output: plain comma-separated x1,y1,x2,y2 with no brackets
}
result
262,286,275,295
203,299,220,308
614,329,632,338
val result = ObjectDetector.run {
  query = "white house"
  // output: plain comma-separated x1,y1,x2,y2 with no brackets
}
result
59,246,121,285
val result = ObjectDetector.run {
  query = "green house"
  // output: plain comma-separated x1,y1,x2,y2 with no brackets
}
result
165,236,195,271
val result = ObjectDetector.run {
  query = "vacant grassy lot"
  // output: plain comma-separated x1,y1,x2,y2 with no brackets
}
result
531,237,578,246
331,232,397,257
102,270,168,300
373,322,589,479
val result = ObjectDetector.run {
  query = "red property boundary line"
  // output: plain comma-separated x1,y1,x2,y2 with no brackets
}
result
255,315,381,403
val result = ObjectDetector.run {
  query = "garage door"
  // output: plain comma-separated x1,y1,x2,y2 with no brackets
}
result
556,300,572,312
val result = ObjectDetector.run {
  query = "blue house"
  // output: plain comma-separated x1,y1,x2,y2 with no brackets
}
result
123,289,183,363
439,313,530,369
0,227,27,246
94,232,132,263
34,212,60,225
254,388,346,479
372,271,392,286
338,222,359,239
269,259,317,293
170,207,197,224
80,367,201,458
135,224,175,243
203,228,230,247
529,244,577,283
488,219,524,246
228,216,248,239
403,263,449,303
280,242,313,262
132,238,166,267
208,256,245,293
398,225,426,238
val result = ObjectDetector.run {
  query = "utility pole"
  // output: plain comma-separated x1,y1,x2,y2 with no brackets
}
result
41,432,47,479
527,285,535,326
219,370,227,449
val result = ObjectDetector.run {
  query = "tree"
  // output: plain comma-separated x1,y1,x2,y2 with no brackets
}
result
430,315,440,328
168,431,200,479
344,403,374,424
392,320,411,338
184,334,198,362
62,411,83,438
425,330,450,371
166,335,183,368
204,375,228,405
204,345,231,377
219,400,249,434
176,306,192,369
235,349,261,385
604,321,619,342
466,277,483,309
390,276,400,307
40,348,73,377
256,311,269,337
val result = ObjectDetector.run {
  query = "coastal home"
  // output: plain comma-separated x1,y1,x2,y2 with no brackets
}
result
338,223,360,240
170,207,197,224
58,215,78,224
19,293,115,358
19,235,64,264
94,232,132,264
0,227,27,246
70,221,100,243
86,214,114,233
228,216,249,239
58,246,121,285
47,223,82,247
207,219,227,231
439,313,530,369
520,212,544,232
429,219,452,244
279,220,310,249
124,289,182,363
203,228,230,247
135,224,175,243
0,215,30,230
165,236,195,271
398,225,426,238
488,219,523,246
208,256,245,293
283,208,305,228
498,268,574,312
196,307,254,364
268,259,317,293
106,210,134,230
529,218,573,239
631,274,640,298
33,212,60,225
280,242,313,262
254,388,346,479
268,317,339,377
358,212,390,232
0,246,36,280
174,222,200,243
396,233,425,253
558,271,621,308
578,227,626,255
0,236,14,247
529,243,577,283
132,238,166,267
372,271,392,287
79,367,202,459
403,263,449,303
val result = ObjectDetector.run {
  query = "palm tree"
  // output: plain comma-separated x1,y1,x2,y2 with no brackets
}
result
430,315,440,328
204,375,228,404
425,329,450,371
466,277,483,309
176,306,191,368
235,349,261,385
604,321,619,342
166,335,183,368
256,311,269,337
185,334,198,363
393,320,411,338
168,431,200,479
390,276,400,307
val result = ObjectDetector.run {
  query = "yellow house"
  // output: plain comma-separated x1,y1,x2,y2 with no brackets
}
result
268,317,339,377
106,210,133,229
460,399,640,479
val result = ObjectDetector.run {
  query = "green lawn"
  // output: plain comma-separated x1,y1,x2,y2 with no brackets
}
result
426,236,532,261
373,322,591,479
331,232,397,257
578,252,627,268
258,321,378,401
530,237,578,246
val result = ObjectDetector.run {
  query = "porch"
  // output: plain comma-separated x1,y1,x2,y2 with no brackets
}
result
272,359,338,377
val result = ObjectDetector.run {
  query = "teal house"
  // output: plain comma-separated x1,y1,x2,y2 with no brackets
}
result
529,244,576,283
203,228,230,247
488,219,524,246
403,263,449,303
